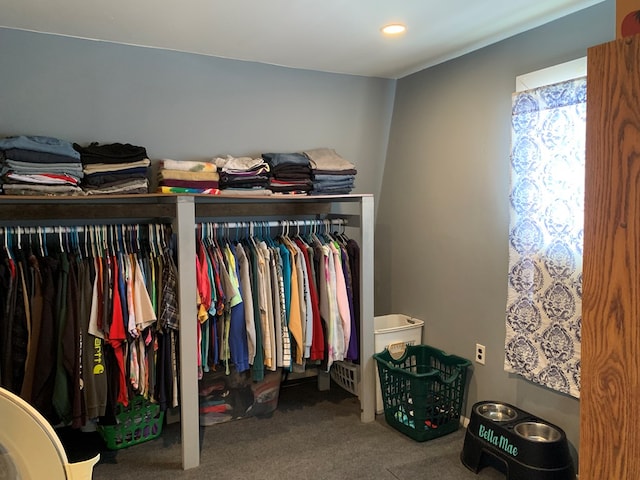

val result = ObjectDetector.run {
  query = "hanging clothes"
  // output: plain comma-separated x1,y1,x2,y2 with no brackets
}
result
0,223,179,428
194,220,360,381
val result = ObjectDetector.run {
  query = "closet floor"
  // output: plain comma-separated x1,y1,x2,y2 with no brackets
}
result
74,378,504,480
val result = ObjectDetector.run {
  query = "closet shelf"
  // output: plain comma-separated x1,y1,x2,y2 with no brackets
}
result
0,193,369,221
0,192,375,471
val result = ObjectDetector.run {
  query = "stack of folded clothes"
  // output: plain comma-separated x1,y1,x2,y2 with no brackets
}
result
0,135,84,196
157,159,220,194
215,155,272,196
73,142,150,195
304,148,357,195
262,152,312,195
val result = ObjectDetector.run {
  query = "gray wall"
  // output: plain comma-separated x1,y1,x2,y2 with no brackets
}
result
0,0,617,464
376,0,615,457
0,28,395,200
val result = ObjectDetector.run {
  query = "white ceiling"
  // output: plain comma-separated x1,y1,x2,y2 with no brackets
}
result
1,0,605,79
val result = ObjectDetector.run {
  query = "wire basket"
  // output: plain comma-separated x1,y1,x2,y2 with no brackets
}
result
97,396,164,450
373,343,471,442
330,360,359,396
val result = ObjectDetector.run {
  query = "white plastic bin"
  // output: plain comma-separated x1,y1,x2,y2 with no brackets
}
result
374,314,424,414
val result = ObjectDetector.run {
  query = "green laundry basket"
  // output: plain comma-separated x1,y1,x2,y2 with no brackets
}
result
373,343,471,442
97,396,164,450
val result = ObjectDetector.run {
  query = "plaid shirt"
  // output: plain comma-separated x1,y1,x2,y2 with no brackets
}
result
159,250,179,331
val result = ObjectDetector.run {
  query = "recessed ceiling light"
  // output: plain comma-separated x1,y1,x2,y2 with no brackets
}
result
381,23,406,35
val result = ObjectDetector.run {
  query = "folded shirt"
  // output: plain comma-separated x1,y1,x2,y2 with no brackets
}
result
83,171,148,187
0,135,81,159
4,172,80,186
304,148,355,171
218,187,273,196
2,183,84,196
159,179,220,189
219,175,270,189
3,159,84,177
311,182,355,194
3,148,82,165
221,165,270,176
157,186,221,195
271,164,312,178
158,169,220,182
83,178,149,195
312,174,355,184
312,168,357,176
219,169,270,181
269,179,313,193
74,142,148,164
309,187,354,195
262,152,310,168
83,158,151,175
272,172,313,181
215,155,265,172
161,159,217,173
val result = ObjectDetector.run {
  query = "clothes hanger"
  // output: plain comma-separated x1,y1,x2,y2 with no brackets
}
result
65,227,72,254
36,227,46,257
266,221,277,248
338,219,350,243
53,226,63,253
84,226,90,259
70,227,76,254
88,226,95,258
248,221,258,248
91,225,99,259
102,225,109,257
146,223,155,257
157,224,166,254
2,227,14,262
134,223,141,255
128,225,136,255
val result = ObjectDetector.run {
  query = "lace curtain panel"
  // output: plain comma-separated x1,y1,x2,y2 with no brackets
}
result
504,77,585,398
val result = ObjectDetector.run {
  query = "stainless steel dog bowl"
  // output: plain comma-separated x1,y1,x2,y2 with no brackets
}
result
514,422,562,442
475,402,517,422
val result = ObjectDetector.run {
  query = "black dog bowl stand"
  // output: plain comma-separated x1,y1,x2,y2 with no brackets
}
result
460,401,575,480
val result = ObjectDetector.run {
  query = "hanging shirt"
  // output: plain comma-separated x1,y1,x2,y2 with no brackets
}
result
269,247,284,368
254,240,273,370
273,247,291,369
330,241,351,358
79,256,107,419
247,240,264,382
294,240,314,359
107,256,129,407
52,252,71,423
326,241,345,364
133,257,157,332
88,257,104,339
258,241,277,371
295,238,324,361
225,243,249,372
235,243,256,366
282,238,303,365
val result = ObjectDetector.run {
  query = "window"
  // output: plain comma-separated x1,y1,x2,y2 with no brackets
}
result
503,60,585,398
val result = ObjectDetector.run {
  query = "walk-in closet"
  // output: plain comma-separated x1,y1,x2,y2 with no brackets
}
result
0,193,374,469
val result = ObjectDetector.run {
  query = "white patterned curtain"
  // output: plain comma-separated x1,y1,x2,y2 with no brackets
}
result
504,77,585,398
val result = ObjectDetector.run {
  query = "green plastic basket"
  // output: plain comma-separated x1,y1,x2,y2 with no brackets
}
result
97,396,164,450
373,344,471,442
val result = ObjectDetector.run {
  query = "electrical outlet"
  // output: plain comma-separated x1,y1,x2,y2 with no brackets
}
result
475,343,486,365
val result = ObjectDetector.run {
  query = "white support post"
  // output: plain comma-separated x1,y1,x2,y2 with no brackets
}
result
359,195,375,422
174,196,200,469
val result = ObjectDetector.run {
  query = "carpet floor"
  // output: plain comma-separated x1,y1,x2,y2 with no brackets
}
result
61,378,506,480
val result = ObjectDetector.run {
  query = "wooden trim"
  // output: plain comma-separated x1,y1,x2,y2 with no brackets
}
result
581,34,640,479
